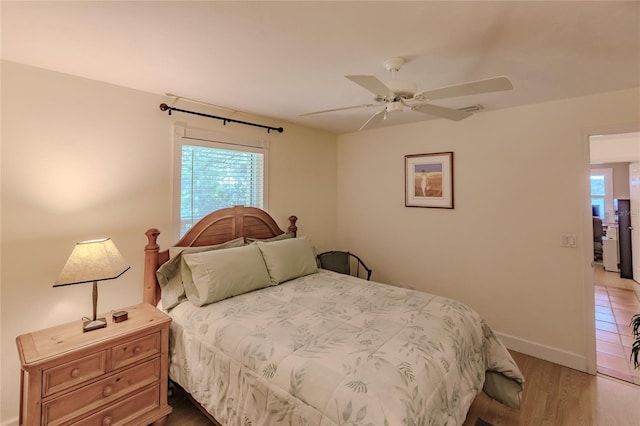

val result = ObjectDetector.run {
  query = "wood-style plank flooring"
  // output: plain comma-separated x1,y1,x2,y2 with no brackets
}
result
166,351,640,426
462,351,640,426
166,386,213,425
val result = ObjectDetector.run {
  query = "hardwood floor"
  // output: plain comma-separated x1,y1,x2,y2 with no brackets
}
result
166,351,640,426
166,386,213,425
463,351,640,426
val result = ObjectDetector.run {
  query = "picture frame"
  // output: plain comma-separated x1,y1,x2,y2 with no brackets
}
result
405,152,454,208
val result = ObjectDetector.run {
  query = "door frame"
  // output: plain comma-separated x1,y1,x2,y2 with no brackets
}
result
628,162,640,282
582,123,640,375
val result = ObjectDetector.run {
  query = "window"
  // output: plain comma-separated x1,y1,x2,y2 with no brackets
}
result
590,175,605,218
174,126,268,238
590,168,613,223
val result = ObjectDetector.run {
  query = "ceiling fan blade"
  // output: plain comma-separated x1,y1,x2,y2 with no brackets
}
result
417,76,513,101
359,109,386,130
413,103,472,121
299,103,377,117
346,75,393,98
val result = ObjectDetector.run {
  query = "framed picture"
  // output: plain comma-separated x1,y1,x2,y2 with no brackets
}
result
405,152,454,208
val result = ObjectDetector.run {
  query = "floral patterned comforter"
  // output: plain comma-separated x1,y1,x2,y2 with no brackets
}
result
167,270,524,426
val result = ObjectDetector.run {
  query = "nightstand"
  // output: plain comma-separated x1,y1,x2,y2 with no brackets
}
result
16,303,172,425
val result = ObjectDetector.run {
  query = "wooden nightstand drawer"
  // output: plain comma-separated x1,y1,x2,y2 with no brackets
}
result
17,304,172,426
71,385,159,426
110,332,159,370
43,351,107,397
43,358,160,425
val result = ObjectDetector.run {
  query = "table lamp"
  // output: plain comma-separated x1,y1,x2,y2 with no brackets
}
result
54,238,130,332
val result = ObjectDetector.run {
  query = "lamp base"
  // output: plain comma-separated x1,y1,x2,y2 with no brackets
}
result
83,317,107,332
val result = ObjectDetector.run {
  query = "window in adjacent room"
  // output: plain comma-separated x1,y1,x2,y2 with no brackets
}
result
590,168,613,223
174,126,268,238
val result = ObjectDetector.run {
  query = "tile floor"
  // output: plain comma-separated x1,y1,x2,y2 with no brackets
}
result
593,265,640,385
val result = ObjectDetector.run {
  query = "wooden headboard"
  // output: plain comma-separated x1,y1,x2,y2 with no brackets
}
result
144,206,298,306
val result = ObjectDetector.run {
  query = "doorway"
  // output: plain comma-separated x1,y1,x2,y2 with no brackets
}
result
589,130,640,385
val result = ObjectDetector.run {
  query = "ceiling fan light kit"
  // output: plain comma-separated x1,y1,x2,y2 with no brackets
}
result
386,101,403,113
302,56,513,130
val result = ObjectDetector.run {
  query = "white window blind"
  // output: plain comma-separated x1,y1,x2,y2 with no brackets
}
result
173,126,268,238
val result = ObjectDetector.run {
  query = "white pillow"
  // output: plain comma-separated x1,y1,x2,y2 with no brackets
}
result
256,237,318,285
183,244,271,306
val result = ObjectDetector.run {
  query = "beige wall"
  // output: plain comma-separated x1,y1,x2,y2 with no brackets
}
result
0,61,337,423
590,162,631,200
3,59,639,424
336,88,640,369
590,132,640,163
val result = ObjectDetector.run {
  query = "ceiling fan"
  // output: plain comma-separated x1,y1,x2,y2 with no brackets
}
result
301,57,513,130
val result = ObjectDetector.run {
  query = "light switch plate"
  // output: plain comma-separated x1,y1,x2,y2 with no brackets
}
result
560,233,577,248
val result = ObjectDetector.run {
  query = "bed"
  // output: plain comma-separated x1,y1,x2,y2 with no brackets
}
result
144,206,524,425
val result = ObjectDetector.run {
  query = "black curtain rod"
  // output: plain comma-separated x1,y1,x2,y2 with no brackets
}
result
159,103,284,134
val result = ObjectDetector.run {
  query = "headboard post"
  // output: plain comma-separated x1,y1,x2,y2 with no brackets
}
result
288,216,298,236
144,228,162,306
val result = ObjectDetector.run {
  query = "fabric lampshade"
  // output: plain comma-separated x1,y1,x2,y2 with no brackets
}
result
54,238,129,287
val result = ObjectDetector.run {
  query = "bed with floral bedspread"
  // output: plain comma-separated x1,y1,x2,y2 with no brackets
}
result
166,269,524,426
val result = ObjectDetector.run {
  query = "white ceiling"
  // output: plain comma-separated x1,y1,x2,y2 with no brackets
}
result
2,1,639,134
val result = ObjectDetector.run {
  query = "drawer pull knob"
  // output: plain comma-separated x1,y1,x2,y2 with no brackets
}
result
102,385,114,397
133,346,142,355
102,415,113,426
70,368,80,378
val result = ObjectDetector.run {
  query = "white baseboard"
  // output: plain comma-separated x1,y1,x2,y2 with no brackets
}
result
0,417,18,426
495,331,589,373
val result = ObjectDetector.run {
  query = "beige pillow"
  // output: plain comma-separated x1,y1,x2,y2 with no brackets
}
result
256,237,318,285
156,237,245,309
168,237,244,258
183,244,272,306
245,232,295,244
